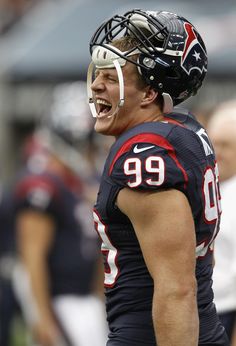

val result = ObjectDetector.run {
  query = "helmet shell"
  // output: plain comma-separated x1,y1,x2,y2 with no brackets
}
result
90,9,207,107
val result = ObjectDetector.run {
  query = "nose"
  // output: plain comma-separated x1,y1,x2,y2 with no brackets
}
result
91,74,105,93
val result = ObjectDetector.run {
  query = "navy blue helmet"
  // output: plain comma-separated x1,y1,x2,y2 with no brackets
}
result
89,9,207,109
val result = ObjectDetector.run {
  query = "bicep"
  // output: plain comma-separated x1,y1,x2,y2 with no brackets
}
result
116,188,196,284
16,210,55,257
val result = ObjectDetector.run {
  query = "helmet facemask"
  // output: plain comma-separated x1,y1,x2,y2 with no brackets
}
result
87,46,125,119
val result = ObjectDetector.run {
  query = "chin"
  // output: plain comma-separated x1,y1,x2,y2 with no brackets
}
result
94,112,123,137
94,121,112,136
95,123,121,137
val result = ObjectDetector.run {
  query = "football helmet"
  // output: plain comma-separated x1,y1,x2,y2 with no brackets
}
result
37,81,94,175
88,9,207,114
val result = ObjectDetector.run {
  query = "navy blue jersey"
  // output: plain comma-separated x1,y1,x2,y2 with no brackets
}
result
0,187,15,256
14,171,100,296
94,111,228,345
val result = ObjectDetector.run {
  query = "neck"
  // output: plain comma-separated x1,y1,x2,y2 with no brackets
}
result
114,111,164,139
129,109,164,128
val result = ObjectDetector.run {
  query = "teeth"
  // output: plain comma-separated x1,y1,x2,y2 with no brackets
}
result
97,99,112,107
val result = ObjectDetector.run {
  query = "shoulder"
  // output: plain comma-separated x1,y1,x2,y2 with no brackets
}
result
107,122,189,191
110,109,206,162
109,121,179,168
14,172,62,211
15,172,60,196
108,112,205,175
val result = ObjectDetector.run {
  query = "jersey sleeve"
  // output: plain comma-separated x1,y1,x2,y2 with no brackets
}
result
14,174,62,218
109,137,189,192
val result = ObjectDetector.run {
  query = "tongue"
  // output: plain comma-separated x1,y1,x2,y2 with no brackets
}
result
100,105,111,114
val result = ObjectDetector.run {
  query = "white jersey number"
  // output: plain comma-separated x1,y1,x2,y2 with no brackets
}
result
196,163,221,258
93,210,118,287
124,156,165,188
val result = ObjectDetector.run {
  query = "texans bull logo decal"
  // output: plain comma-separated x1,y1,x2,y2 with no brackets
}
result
181,22,207,75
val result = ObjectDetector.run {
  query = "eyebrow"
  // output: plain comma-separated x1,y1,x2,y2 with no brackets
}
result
94,69,118,79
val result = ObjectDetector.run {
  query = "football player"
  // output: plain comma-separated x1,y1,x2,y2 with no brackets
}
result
12,82,107,346
87,9,229,346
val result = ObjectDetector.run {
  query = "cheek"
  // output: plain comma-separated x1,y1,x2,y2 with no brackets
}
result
110,84,122,99
124,88,143,109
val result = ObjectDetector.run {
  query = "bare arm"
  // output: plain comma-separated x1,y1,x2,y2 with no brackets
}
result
16,210,61,345
117,188,199,346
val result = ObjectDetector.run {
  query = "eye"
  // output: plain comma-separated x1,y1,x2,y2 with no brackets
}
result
107,75,117,83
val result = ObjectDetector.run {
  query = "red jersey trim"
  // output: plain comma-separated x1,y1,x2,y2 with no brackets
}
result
15,175,60,200
109,132,188,186
163,116,186,128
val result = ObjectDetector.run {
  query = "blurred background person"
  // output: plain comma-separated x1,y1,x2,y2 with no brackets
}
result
207,100,236,345
0,181,21,346
11,81,108,346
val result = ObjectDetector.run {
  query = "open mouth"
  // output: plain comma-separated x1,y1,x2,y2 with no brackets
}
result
96,99,112,117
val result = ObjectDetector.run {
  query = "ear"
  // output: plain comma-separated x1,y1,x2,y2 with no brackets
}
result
140,87,158,106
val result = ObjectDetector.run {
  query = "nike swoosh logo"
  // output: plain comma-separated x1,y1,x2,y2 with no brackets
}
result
133,144,155,153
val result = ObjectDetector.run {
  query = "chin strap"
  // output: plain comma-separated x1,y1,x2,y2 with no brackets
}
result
162,93,174,114
107,59,124,118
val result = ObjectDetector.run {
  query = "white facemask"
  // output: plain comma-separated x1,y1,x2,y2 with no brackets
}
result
87,45,140,118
